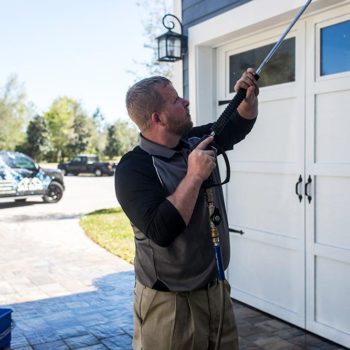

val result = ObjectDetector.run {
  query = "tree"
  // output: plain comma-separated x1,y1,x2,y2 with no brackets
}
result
104,120,139,159
130,0,174,80
44,97,91,161
16,115,49,161
115,120,139,155
88,107,107,157
65,114,91,158
104,125,121,159
92,107,105,133
0,75,32,150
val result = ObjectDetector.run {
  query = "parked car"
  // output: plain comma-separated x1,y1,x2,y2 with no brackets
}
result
58,154,115,176
0,151,65,203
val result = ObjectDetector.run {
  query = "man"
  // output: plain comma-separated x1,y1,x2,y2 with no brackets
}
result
115,68,258,350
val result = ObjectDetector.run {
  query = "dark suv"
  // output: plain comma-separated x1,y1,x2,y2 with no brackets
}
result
0,151,65,203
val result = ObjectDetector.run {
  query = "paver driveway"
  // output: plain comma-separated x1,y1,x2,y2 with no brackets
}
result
0,176,134,350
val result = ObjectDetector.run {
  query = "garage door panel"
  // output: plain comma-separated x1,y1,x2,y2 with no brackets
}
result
315,256,350,335
227,172,303,239
315,90,350,163
216,2,350,347
229,236,304,325
316,176,350,249
306,8,350,348
230,97,299,163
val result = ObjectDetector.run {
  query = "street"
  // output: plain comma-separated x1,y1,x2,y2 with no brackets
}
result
0,175,119,222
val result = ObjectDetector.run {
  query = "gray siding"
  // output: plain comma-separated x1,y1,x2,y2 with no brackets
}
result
183,0,251,29
182,0,251,99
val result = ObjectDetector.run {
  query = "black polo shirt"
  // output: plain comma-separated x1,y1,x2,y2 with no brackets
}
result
115,112,256,291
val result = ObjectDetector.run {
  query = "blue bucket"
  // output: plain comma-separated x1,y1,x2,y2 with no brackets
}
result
0,308,12,349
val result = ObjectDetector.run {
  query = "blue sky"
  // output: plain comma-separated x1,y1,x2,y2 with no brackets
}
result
0,0,155,123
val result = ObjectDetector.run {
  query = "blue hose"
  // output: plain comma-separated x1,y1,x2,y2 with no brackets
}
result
214,245,225,281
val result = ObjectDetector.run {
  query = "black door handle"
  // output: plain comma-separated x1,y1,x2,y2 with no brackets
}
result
295,175,303,202
229,227,244,235
304,175,312,203
218,100,231,106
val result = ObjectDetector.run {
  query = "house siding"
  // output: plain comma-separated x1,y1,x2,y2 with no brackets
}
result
182,0,251,29
181,0,251,98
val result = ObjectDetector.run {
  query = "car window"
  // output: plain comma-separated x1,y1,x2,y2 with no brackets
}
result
0,152,37,171
0,153,15,168
13,154,37,170
87,156,98,163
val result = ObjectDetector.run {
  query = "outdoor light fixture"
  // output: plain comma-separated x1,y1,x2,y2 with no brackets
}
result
156,14,187,62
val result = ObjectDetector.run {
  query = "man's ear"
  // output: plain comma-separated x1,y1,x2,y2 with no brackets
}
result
151,112,163,125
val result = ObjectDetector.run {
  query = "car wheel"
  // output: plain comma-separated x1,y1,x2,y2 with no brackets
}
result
43,181,64,203
94,168,102,177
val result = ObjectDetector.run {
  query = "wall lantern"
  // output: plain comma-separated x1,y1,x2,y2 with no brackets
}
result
156,14,187,62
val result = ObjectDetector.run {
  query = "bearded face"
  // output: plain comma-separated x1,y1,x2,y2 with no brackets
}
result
157,84,193,137
164,111,193,136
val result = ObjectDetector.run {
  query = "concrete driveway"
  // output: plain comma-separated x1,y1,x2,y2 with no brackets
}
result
0,176,134,350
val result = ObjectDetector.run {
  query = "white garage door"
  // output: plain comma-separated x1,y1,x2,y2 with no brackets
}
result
217,3,350,347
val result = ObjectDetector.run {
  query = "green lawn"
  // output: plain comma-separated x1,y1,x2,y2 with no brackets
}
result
80,207,135,264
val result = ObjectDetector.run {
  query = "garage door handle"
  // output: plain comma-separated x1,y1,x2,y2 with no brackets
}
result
295,175,303,202
229,227,244,235
218,100,231,106
304,175,312,203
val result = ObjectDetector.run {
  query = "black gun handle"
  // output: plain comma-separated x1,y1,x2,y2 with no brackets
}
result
212,89,246,135
213,73,260,136
190,134,212,151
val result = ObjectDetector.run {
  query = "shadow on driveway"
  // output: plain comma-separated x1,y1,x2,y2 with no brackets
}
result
0,201,44,210
2,271,134,350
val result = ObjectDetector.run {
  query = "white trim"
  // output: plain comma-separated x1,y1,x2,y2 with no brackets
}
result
172,0,183,95
189,0,347,46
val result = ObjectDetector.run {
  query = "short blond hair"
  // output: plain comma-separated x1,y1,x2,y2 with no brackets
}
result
126,76,171,132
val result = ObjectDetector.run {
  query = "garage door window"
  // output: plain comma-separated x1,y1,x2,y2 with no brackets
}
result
229,37,295,91
321,20,350,76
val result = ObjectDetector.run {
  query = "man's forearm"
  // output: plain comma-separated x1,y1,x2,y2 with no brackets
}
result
167,174,203,226
235,69,259,120
237,98,258,120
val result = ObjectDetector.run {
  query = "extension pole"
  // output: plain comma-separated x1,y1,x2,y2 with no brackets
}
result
212,0,313,136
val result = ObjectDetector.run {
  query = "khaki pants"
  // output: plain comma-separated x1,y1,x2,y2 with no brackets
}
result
133,280,239,350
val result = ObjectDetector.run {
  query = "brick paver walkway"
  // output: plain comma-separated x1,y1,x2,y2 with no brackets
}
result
0,212,347,349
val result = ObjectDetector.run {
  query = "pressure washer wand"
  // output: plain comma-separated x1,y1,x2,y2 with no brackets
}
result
256,0,312,76
211,0,312,137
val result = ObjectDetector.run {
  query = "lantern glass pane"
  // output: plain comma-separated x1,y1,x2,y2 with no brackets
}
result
167,37,181,58
158,37,167,59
